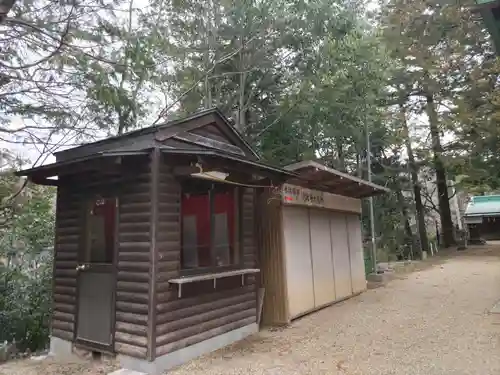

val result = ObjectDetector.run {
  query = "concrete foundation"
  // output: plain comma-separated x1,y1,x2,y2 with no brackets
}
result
49,336,80,360
118,323,258,374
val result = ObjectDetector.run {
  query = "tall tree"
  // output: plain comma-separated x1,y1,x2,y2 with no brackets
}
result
380,0,487,247
399,104,428,254
0,0,140,146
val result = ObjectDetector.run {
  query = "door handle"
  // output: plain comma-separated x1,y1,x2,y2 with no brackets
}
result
76,264,88,271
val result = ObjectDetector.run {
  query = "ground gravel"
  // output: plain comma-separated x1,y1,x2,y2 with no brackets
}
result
2,246,500,375
0,355,118,375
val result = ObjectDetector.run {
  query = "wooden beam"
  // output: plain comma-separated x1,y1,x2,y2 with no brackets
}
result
147,148,160,361
154,114,219,142
172,165,203,176
173,132,246,156
30,175,60,186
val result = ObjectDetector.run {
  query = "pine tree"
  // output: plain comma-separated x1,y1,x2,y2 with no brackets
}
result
380,0,487,247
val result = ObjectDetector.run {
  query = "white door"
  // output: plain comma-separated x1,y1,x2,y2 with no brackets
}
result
309,209,336,307
347,214,366,293
282,206,315,318
330,213,352,300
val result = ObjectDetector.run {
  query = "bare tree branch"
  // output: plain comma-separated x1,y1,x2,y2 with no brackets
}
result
151,32,262,126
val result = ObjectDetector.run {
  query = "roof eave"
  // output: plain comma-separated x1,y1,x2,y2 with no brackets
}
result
159,148,295,179
284,160,390,197
16,149,152,178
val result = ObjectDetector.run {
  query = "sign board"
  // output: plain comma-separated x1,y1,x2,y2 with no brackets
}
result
281,184,325,206
277,184,362,214
464,216,483,224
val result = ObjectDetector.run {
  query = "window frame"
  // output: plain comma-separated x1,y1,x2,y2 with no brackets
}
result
82,196,117,266
179,177,243,276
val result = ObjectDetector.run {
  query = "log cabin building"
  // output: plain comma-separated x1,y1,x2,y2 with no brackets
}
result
16,108,388,374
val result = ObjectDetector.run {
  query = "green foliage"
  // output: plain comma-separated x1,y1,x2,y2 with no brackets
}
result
0,172,55,352
0,254,53,352
447,57,500,193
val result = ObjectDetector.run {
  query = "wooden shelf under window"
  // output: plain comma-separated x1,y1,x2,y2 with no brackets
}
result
169,268,260,298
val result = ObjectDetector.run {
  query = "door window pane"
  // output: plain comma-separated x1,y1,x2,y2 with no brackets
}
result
88,198,116,264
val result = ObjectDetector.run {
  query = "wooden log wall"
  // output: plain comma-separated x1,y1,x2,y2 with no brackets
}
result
114,155,153,359
154,156,258,358
51,155,153,360
52,182,79,342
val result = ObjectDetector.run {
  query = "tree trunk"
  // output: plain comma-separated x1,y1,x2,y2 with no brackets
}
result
203,1,212,109
395,185,414,258
212,0,221,106
425,93,455,247
236,53,247,132
356,153,363,178
400,104,429,254
335,138,345,171
395,186,413,240
117,114,126,135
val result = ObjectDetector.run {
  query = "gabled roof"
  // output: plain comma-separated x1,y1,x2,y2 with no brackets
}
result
465,195,500,217
54,108,260,161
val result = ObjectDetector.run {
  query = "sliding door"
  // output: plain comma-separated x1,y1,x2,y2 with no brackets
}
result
330,213,352,300
309,209,336,307
282,206,315,318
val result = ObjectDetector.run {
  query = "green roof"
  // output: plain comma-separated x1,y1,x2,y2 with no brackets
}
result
465,195,500,217
475,0,500,55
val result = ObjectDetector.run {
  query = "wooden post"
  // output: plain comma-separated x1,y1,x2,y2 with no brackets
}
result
147,148,160,361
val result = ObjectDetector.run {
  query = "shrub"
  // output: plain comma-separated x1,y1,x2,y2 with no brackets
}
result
0,251,53,352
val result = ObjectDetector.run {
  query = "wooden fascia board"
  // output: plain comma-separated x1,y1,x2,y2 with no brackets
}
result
155,112,259,160
173,131,246,157
154,113,220,142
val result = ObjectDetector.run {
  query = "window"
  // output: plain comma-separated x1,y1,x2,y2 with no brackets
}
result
181,179,240,270
85,198,116,264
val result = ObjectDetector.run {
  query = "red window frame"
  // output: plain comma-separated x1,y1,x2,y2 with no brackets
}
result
180,178,241,273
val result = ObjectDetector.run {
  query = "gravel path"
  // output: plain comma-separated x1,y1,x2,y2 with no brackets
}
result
2,246,500,375
170,246,500,375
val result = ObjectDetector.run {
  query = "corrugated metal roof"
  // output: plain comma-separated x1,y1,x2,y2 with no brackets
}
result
464,195,500,217
283,160,390,198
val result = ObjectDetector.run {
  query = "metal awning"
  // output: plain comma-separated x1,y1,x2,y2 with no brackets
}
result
160,148,296,182
283,160,390,199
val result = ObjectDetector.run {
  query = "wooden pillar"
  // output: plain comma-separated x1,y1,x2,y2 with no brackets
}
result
147,148,160,361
